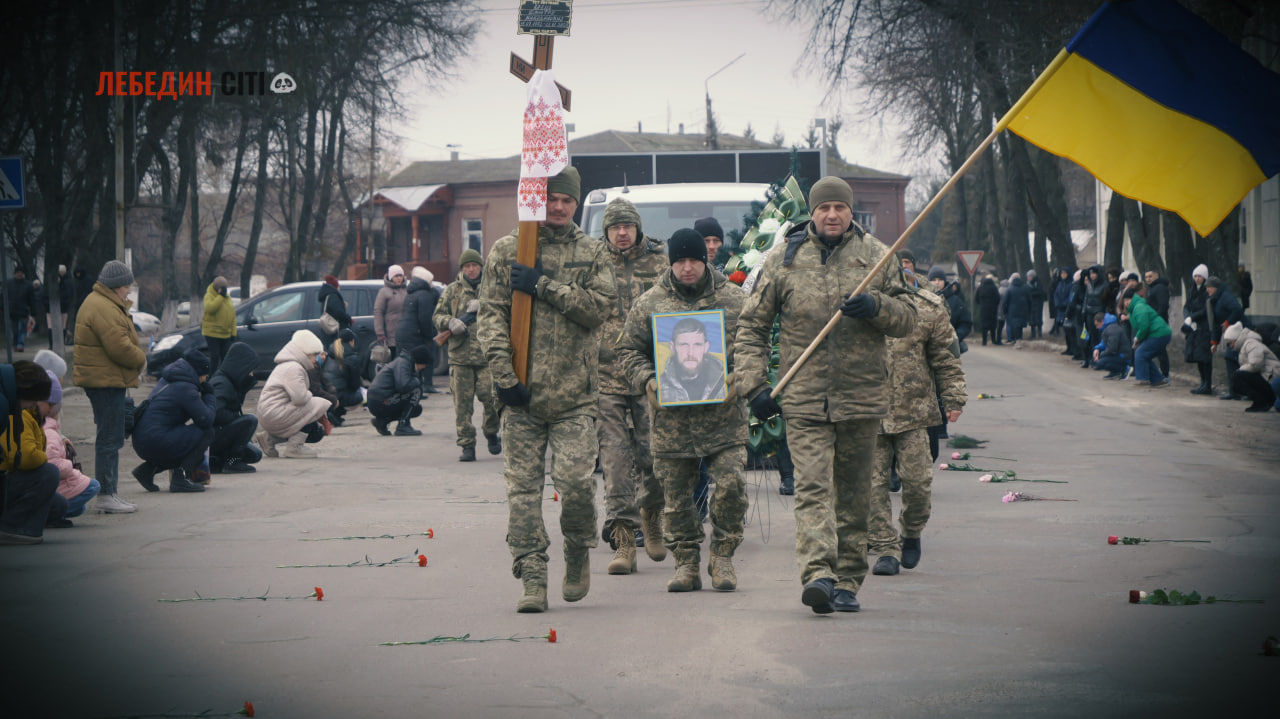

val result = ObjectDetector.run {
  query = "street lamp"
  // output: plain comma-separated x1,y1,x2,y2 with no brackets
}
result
704,53,745,150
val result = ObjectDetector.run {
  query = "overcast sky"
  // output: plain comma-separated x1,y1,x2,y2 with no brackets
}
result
388,0,925,182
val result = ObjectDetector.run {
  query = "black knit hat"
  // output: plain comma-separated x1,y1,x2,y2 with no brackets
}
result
14,360,51,402
183,349,211,377
411,345,431,365
694,217,724,240
667,228,707,264
927,266,948,281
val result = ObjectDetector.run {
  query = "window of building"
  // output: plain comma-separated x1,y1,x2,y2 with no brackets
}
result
853,211,876,234
464,218,483,253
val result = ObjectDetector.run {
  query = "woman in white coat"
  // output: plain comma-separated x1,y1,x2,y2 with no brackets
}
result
255,330,332,458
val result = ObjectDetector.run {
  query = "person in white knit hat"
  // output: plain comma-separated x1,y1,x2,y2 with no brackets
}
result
396,266,441,393
1183,263,1215,395
254,330,332,458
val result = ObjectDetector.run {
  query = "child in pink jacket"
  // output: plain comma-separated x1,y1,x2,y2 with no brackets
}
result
40,372,100,518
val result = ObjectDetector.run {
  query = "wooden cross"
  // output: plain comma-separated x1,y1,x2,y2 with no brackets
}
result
508,32,571,385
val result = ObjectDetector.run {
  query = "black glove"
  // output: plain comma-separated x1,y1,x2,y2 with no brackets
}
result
495,381,531,407
459,311,478,326
750,389,783,420
840,293,878,319
510,262,542,296
199,381,214,396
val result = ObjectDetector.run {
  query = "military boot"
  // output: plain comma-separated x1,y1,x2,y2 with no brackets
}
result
640,507,667,562
708,554,736,591
516,559,548,614
563,549,590,602
459,444,476,462
607,524,637,575
667,560,702,592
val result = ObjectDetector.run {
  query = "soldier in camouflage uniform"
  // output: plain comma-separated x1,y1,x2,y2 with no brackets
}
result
433,248,502,462
868,270,966,577
618,229,748,592
595,198,669,575
735,176,916,614
477,167,617,613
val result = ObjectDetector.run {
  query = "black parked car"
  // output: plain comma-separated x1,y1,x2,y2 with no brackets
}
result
147,280,447,379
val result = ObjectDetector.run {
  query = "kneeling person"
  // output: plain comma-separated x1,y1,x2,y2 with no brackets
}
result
368,345,429,436
132,349,216,493
617,228,748,592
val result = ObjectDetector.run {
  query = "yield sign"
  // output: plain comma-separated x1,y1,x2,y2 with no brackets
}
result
956,250,984,276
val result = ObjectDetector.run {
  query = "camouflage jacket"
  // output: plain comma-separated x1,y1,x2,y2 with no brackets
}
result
735,222,917,422
598,235,668,395
432,274,485,366
477,222,616,418
881,286,967,434
617,268,747,459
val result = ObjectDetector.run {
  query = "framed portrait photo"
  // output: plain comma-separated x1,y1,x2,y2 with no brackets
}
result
652,309,728,407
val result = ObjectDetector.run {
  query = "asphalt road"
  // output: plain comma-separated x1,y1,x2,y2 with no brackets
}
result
2,341,1277,719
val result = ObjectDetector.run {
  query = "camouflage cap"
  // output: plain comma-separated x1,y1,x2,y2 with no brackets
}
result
602,197,642,236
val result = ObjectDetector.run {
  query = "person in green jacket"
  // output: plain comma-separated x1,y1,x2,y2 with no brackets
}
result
202,277,238,374
1124,287,1171,387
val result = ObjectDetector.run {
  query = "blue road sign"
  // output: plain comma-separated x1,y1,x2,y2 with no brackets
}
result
0,156,26,210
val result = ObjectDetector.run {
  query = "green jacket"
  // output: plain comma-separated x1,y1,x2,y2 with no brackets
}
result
201,283,237,339
1128,295,1171,342
881,287,966,434
735,222,917,422
477,222,616,418
618,268,747,459
598,235,668,395
433,274,485,366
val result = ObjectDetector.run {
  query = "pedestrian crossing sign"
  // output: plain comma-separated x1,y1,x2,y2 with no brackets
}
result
0,156,25,210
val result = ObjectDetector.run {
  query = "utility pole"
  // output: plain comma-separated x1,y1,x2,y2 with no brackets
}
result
704,53,745,151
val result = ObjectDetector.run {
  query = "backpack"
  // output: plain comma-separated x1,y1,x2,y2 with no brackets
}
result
125,384,169,438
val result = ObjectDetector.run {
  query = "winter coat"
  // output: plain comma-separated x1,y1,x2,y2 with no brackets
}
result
318,284,352,331
1146,277,1171,321
321,343,364,402
996,281,1008,321
598,235,669,395
1128,295,1171,344
1240,270,1253,311
257,342,330,438
1101,278,1121,315
881,288,966,435
477,221,616,419
367,353,420,405
57,274,75,313
1183,283,1213,364
5,277,34,319
1094,314,1131,362
396,277,440,354
373,281,408,347
942,283,973,340
735,221,917,423
209,341,259,428
1001,276,1033,329
1235,329,1280,380
43,418,92,501
72,283,146,389
1051,271,1073,321
1083,266,1106,318
1210,287,1244,340
132,358,216,468
201,282,238,339
1,409,47,472
432,274,486,367
976,277,1000,330
618,268,746,459
1027,277,1047,325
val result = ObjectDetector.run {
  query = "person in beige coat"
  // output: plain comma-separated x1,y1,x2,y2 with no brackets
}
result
254,330,332,458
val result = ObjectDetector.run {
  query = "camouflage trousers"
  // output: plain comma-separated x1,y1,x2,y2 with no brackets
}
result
449,364,501,447
596,392,662,533
503,406,599,578
868,428,933,560
653,445,747,565
788,416,878,594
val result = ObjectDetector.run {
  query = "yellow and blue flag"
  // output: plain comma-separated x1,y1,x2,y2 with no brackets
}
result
999,0,1280,236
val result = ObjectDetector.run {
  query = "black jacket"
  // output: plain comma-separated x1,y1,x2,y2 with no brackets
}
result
132,358,215,467
1146,277,1171,321
942,283,973,340
209,341,260,427
395,277,439,352
322,344,364,400
368,353,419,404
976,277,1000,329
1210,287,1244,339
1027,277,1047,318
318,284,352,329
4,277,34,318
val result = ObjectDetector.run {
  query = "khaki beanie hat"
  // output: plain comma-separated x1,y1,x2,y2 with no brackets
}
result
602,197,642,236
808,176,854,209
546,166,581,203
459,249,483,268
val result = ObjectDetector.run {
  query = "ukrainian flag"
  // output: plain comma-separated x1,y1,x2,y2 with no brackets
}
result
998,0,1280,237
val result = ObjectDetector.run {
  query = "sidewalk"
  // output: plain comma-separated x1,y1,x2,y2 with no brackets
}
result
2,344,1276,719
